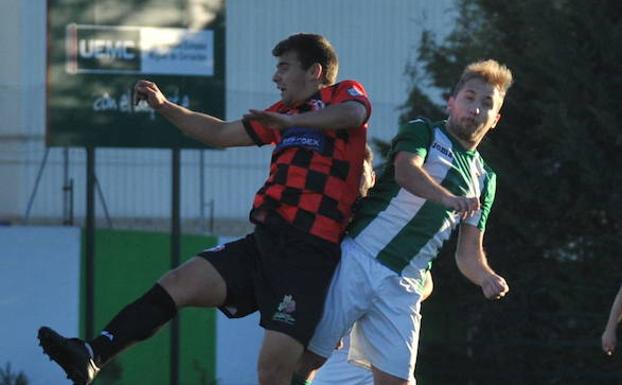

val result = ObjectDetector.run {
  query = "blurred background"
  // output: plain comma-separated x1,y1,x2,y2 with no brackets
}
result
1,0,621,384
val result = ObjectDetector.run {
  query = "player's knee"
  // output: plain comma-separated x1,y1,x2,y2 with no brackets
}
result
157,269,187,306
257,361,290,385
296,350,327,375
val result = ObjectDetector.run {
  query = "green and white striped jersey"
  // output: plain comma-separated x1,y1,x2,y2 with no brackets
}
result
348,118,496,281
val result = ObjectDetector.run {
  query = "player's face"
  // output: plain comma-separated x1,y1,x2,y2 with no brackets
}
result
446,78,503,147
272,51,315,106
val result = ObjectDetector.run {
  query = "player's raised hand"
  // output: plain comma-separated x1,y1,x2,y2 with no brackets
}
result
243,109,294,130
602,328,617,356
481,273,509,300
442,195,480,219
133,80,168,110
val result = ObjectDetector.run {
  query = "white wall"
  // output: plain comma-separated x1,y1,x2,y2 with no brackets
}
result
0,227,266,385
0,226,81,385
226,0,456,141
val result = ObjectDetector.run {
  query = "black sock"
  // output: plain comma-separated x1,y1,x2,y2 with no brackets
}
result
88,283,177,366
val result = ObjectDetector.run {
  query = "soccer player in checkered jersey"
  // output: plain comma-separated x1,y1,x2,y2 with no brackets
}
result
294,59,512,385
37,33,371,385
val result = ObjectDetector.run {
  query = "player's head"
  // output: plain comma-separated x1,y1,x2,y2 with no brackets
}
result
272,34,339,106
452,59,513,99
272,34,338,86
360,144,376,197
446,59,513,147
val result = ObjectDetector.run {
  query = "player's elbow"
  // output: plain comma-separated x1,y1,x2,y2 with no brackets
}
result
340,102,367,128
194,122,240,148
394,168,409,189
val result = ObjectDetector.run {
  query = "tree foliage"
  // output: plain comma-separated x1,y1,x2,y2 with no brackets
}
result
401,1,622,384
0,363,28,385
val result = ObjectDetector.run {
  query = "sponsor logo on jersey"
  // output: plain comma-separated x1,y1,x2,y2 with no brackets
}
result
347,85,363,97
431,141,454,160
276,127,325,153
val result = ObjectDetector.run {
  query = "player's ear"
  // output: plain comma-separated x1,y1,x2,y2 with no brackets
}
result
308,63,323,82
491,113,501,129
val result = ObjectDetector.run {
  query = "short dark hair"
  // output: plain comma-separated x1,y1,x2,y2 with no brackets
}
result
272,33,339,85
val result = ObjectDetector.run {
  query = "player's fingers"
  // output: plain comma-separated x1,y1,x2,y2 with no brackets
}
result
132,88,139,105
496,279,509,296
244,109,266,119
134,80,155,93
143,83,161,96
242,112,261,121
133,87,148,106
455,198,468,218
484,277,507,299
467,199,480,217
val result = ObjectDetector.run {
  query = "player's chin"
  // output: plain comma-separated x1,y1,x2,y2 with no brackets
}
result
279,93,291,106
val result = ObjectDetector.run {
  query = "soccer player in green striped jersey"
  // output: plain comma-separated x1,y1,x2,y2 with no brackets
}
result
293,59,513,385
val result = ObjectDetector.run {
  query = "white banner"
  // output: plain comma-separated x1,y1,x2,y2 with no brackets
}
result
66,24,214,76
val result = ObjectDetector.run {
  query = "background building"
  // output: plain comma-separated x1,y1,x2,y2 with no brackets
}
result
0,0,454,234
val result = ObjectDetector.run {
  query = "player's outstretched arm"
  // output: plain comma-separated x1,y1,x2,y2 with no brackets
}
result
134,80,253,148
394,151,480,218
602,284,622,355
244,101,367,132
455,224,509,300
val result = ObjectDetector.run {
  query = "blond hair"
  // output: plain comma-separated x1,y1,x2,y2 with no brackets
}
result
453,59,513,98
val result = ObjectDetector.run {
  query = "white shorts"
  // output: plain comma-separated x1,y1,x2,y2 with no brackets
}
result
308,238,423,383
311,334,373,385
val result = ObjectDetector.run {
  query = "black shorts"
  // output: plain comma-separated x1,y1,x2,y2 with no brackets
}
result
198,222,341,346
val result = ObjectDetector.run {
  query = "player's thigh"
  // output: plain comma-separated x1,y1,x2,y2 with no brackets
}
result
307,239,372,358
159,235,257,308
254,223,341,346
158,256,226,307
312,343,373,385
351,275,422,382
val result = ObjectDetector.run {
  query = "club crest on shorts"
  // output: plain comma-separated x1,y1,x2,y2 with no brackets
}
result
273,294,296,325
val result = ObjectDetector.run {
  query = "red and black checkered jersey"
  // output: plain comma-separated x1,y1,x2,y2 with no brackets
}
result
242,80,372,244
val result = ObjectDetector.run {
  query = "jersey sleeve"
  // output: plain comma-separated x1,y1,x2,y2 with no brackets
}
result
241,102,282,146
464,170,496,231
331,80,372,124
390,118,432,159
